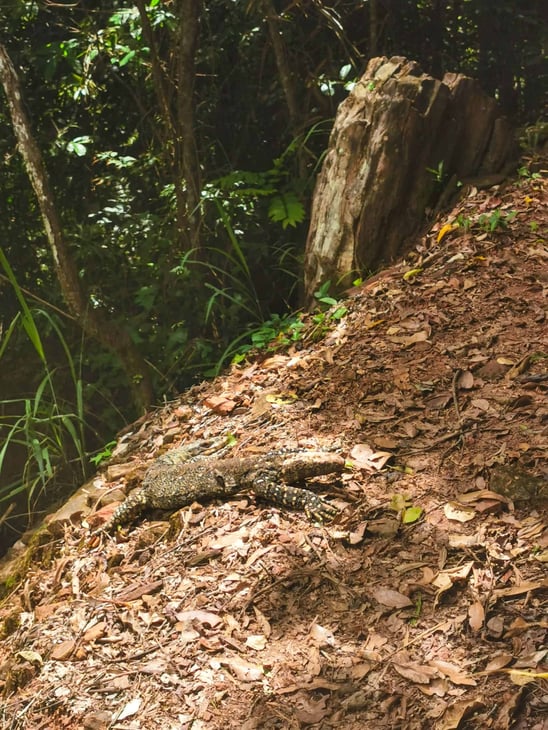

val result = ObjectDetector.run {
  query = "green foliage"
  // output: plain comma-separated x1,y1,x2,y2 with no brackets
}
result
268,192,305,229
517,165,542,181
389,493,423,525
210,278,350,372
455,209,517,234
477,209,517,233
220,312,305,371
90,440,117,467
426,161,445,184
0,250,88,510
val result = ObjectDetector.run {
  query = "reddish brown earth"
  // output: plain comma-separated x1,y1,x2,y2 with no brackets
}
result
0,164,546,729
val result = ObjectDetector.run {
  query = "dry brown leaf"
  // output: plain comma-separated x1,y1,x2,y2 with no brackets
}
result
115,697,142,722
392,659,437,684
295,694,330,724
494,580,546,598
50,639,77,661
252,606,272,637
209,527,249,549
309,623,336,647
429,659,477,686
444,501,476,522
470,398,490,411
468,601,485,632
372,587,413,609
260,354,290,370
349,443,393,471
221,656,264,682
83,621,107,643
347,520,368,545
117,579,164,603
424,393,452,410
433,562,474,600
482,654,514,673
175,609,222,628
457,370,474,389
202,394,237,414
457,489,512,506
367,517,400,538
245,634,267,650
439,699,484,729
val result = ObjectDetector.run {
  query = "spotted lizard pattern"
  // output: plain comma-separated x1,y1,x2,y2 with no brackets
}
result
96,439,345,533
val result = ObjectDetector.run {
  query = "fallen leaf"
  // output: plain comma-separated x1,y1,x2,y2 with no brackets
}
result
349,443,393,471
16,650,43,666
372,588,413,609
403,506,423,524
482,654,514,673
509,669,548,685
392,658,436,684
468,601,485,632
310,623,336,647
115,697,142,721
403,267,423,281
117,580,164,603
221,656,264,682
444,501,476,522
470,398,490,411
245,635,267,650
429,659,477,686
456,370,474,389
202,395,237,414
439,699,484,729
265,391,298,405
494,580,546,598
175,610,223,628
437,223,458,243
210,527,249,549
50,640,76,661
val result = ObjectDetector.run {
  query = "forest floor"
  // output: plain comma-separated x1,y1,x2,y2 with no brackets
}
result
0,162,546,729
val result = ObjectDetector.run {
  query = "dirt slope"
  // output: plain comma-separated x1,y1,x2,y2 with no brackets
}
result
0,164,546,729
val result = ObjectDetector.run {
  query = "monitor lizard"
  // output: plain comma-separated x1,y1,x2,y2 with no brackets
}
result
94,438,346,534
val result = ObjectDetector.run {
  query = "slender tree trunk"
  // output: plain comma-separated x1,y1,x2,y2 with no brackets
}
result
175,0,202,249
0,41,153,412
135,0,201,252
263,0,306,177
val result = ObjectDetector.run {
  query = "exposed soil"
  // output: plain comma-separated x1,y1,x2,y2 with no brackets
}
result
0,164,546,729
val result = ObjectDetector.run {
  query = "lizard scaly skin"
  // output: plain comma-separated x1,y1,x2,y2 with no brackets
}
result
96,442,345,533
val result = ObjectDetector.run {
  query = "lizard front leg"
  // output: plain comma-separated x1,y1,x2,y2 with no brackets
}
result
251,470,339,522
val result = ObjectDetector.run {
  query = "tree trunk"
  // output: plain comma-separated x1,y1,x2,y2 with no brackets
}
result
136,0,201,252
303,56,516,304
263,0,306,178
175,0,201,250
0,41,153,412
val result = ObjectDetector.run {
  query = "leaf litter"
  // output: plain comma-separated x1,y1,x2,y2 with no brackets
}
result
0,166,546,729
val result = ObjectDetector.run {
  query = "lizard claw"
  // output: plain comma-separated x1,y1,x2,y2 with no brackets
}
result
304,495,339,522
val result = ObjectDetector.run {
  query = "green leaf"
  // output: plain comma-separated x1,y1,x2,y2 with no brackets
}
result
119,49,136,67
268,193,305,229
403,507,423,524
340,64,352,80
0,248,45,363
